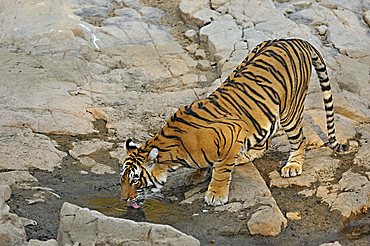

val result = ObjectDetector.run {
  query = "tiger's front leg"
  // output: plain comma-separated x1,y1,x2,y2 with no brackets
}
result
204,155,237,206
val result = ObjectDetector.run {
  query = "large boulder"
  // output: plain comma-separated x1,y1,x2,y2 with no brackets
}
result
57,202,200,245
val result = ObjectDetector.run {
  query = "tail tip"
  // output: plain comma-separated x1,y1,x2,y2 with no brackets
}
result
326,141,349,152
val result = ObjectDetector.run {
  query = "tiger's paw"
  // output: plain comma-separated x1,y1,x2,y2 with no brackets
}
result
280,163,302,178
204,190,229,206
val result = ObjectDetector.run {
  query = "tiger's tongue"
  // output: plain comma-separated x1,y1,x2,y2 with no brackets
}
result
127,201,141,209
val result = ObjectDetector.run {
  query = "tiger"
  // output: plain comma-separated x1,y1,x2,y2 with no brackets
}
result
120,38,348,207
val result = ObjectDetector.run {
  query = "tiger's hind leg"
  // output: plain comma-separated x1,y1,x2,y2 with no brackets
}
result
280,119,305,177
236,139,270,164
185,167,211,185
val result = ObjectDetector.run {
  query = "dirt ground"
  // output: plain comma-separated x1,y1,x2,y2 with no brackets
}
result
6,0,370,245
8,118,369,245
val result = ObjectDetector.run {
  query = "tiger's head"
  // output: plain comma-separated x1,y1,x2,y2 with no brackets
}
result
120,139,163,207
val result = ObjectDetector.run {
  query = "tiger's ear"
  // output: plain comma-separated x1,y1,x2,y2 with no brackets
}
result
148,148,158,161
125,139,139,154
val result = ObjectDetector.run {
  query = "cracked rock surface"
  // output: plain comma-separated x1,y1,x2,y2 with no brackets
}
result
0,0,369,245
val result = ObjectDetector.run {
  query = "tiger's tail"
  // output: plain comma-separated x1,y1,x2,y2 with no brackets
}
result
308,43,348,152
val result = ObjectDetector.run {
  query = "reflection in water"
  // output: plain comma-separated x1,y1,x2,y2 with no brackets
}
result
87,196,188,224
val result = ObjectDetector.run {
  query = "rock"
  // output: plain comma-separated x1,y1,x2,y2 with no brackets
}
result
198,75,208,83
184,29,198,42
28,239,58,246
330,171,370,218
364,10,370,27
69,139,114,159
354,143,370,169
293,1,312,10
0,198,10,214
335,56,370,103
192,8,222,27
269,148,341,188
180,74,199,86
215,163,287,236
179,0,210,27
0,127,66,171
0,171,38,187
164,56,192,77
19,217,37,227
57,202,200,245
0,185,11,202
0,212,27,246
215,202,243,213
318,25,328,35
79,156,115,175
320,242,342,246
0,49,96,135
195,49,207,59
210,0,229,9
197,60,211,71
327,9,370,58
199,19,242,59
247,205,287,236
286,212,302,221
185,44,198,54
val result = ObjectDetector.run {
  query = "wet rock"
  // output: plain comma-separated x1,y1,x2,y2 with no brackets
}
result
0,185,11,202
0,212,27,246
58,202,200,245
28,239,58,246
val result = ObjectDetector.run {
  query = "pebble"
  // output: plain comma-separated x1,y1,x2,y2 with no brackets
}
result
364,10,370,27
318,25,328,35
0,184,12,201
0,198,10,213
195,49,207,59
197,60,211,71
80,170,89,175
198,75,208,83
184,29,198,42
348,140,359,148
185,44,198,54
286,211,302,221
